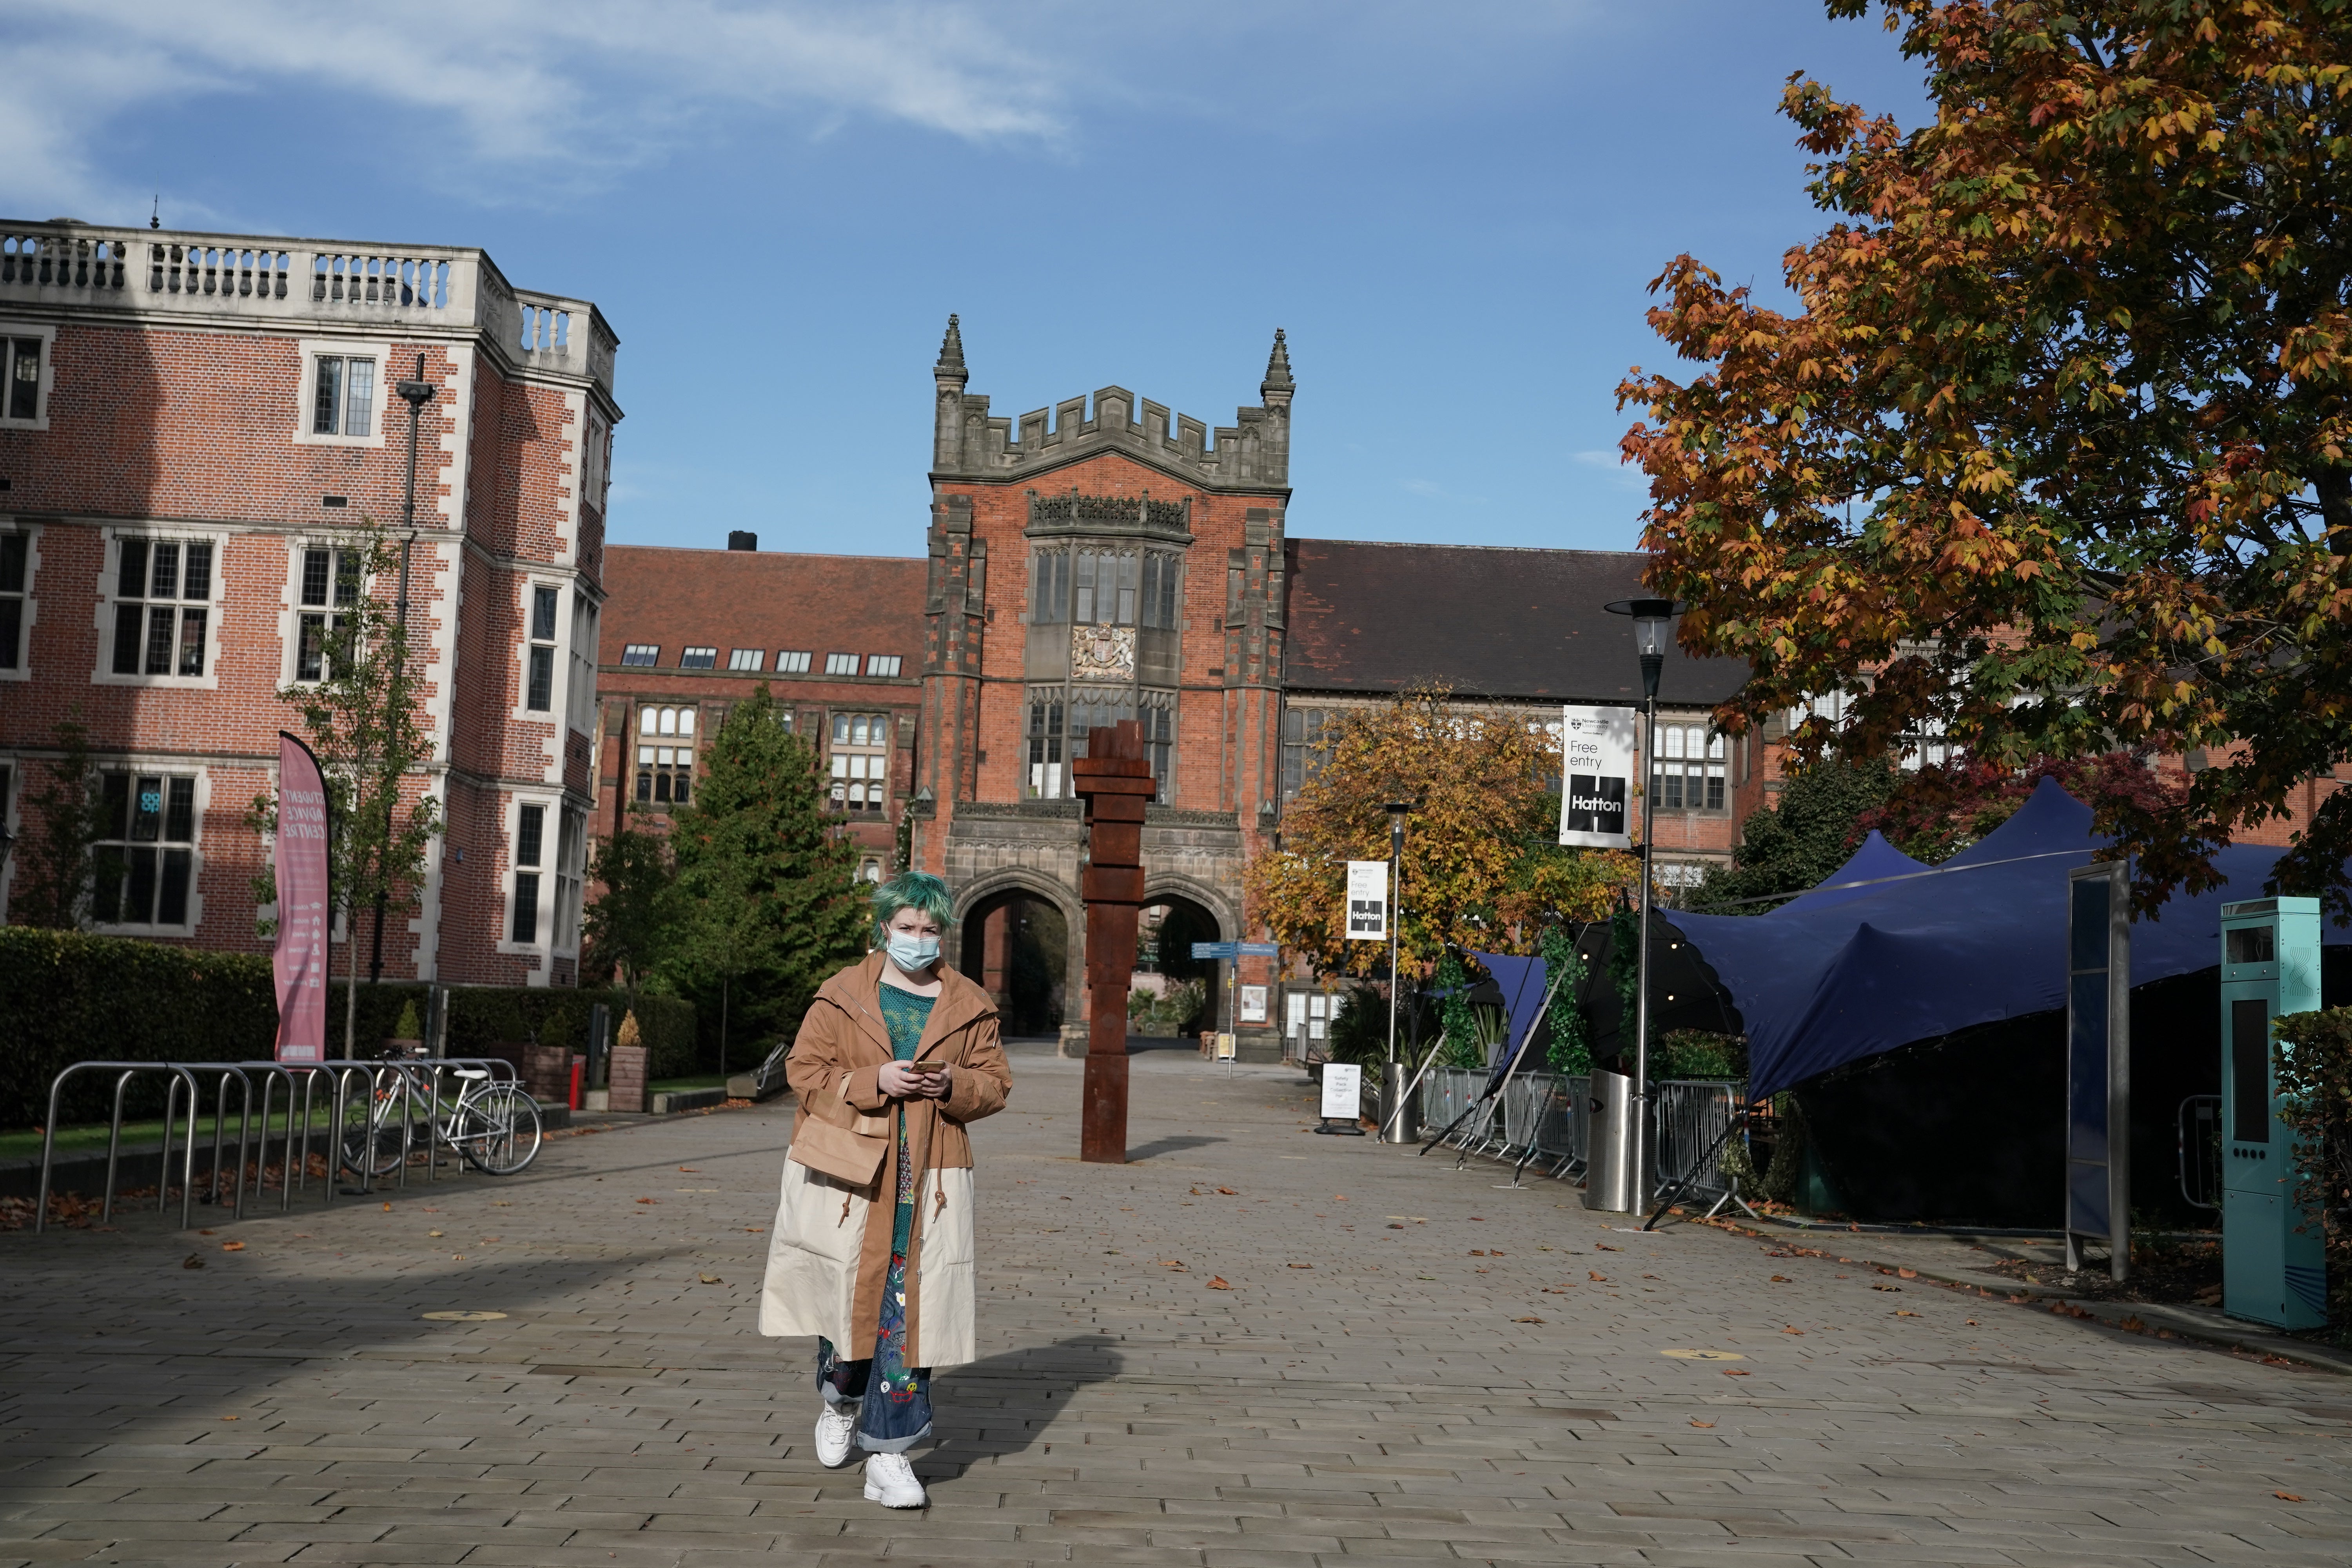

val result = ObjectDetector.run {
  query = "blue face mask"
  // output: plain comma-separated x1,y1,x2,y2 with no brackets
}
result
886,931,940,972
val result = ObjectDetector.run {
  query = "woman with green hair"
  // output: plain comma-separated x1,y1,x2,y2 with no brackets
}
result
759,870,1011,1509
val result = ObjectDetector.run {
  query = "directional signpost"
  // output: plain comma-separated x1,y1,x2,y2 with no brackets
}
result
1191,942,1278,1056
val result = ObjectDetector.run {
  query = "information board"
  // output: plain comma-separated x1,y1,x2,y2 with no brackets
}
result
1319,1062,1363,1120
1346,860,1389,941
1558,704,1637,850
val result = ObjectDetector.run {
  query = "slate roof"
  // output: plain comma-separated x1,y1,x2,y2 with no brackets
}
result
1281,540,1749,706
599,546,928,673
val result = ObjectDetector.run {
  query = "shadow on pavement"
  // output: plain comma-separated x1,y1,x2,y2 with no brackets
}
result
1122,1134,1229,1161
926,1332,1125,1475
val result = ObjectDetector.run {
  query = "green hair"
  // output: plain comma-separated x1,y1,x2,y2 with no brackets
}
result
871,871,954,944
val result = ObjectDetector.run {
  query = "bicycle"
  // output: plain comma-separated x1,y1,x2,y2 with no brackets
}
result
338,1056,543,1180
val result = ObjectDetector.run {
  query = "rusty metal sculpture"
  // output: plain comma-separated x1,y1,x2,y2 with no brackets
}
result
1072,720,1152,1163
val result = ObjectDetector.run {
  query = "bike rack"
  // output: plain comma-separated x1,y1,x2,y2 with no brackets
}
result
37,1061,224,1232
34,1055,538,1229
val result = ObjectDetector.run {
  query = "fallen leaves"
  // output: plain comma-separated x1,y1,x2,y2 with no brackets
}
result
1771,1275,1793,1283
1514,1316,1545,1325
699,1274,722,1284
1722,1368,1750,1377
428,1230,445,1238
1594,1243,1621,1252
1156,1259,1186,1270
220,1241,245,1252
635,1198,658,1205
677,1167,699,1173
1894,1309,1920,1317
1873,1283,1902,1292
1206,1277,1232,1290
181,1254,204,1269
1781,1327,1804,1336
1589,1271,1608,1282
1216,1187,1237,1195
2276,1492,2305,1502
1288,1263,1314,1269
1898,1268,1918,1279
1690,1419,1715,1428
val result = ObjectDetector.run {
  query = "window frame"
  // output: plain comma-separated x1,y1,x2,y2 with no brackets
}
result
95,527,223,689
823,652,858,676
501,797,561,955
88,766,206,934
286,540,364,685
865,654,902,678
633,704,697,807
776,650,812,674
728,648,765,672
0,324,57,431
0,523,38,680
1648,720,1729,815
827,710,892,814
291,338,391,448
679,645,718,670
619,643,659,667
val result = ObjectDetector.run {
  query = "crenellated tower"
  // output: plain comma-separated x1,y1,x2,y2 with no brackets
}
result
918,318,1295,1059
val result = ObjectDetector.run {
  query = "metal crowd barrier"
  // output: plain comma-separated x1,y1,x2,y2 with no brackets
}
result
32,1054,529,1229
1651,1080,1749,1215
1412,1070,1750,1207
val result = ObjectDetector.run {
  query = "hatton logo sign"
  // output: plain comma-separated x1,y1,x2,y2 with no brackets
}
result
1557,705,1636,851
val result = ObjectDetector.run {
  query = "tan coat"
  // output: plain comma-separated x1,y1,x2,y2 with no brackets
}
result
758,952,1011,1368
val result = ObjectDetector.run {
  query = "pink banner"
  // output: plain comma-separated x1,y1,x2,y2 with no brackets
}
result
273,732,332,1064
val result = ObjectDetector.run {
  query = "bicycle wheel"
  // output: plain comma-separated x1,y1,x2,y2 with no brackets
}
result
457,1083,542,1175
338,1074,407,1180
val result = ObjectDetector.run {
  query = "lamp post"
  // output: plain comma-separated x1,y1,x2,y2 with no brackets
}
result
1602,597,1681,1209
1379,799,1415,1144
368,356,437,985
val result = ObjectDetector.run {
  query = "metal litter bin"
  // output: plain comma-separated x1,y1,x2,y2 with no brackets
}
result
1582,1068,1637,1212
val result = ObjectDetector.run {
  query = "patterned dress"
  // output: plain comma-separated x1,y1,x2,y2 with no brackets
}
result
814,984,935,1454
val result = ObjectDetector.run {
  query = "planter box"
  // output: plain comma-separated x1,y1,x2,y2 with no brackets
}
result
608,1044,647,1113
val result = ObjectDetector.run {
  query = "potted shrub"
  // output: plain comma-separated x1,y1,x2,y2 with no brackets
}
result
383,997,424,1056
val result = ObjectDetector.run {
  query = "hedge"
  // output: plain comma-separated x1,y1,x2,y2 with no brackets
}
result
0,927,695,1129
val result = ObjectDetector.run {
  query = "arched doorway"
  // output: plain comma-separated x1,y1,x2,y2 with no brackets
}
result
959,889,1069,1039
1131,895,1222,1045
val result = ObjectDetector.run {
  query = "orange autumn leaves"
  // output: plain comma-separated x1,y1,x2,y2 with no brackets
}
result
1245,687,1640,982
1618,1,2352,915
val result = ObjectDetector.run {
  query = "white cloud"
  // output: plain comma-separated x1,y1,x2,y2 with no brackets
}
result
1573,448,1647,492
0,1,1069,217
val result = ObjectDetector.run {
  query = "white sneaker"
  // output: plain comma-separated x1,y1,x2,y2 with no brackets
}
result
814,1404,858,1468
862,1451,926,1508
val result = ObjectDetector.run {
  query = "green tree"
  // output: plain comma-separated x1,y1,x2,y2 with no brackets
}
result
1693,760,1898,913
13,714,106,930
247,518,441,1055
582,809,675,999
1620,0,2352,915
664,684,868,1063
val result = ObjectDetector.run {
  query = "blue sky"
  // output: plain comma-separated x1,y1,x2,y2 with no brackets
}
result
3,2,1929,557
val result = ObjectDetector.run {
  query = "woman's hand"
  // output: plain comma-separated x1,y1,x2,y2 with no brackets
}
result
878,1062,952,1099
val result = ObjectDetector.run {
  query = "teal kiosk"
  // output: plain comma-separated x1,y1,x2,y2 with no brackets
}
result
2218,897,2328,1328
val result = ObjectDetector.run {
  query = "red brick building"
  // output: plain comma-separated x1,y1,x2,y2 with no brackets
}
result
593,539,926,884
0,219,619,987
601,321,1760,1056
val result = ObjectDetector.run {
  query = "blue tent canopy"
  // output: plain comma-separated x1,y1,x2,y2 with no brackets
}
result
1665,777,2350,1100
1472,951,1549,1086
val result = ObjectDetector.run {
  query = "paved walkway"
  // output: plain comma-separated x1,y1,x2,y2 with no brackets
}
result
2,1044,2347,1566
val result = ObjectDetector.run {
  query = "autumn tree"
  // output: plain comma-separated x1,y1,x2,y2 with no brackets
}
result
1244,688,1639,982
1619,1,2352,914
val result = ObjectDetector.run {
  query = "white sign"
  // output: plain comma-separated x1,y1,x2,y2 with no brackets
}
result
1319,1061,1363,1120
1557,704,1638,850
1346,859,1389,941
1240,984,1268,1023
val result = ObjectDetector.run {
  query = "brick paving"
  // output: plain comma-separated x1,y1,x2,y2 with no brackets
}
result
2,1042,2347,1566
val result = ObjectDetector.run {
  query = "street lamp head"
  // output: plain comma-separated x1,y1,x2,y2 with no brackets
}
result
1605,597,1682,699
1382,800,1412,819
396,379,437,407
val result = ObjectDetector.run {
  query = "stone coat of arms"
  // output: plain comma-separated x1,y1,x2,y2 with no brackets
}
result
1071,624,1137,682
